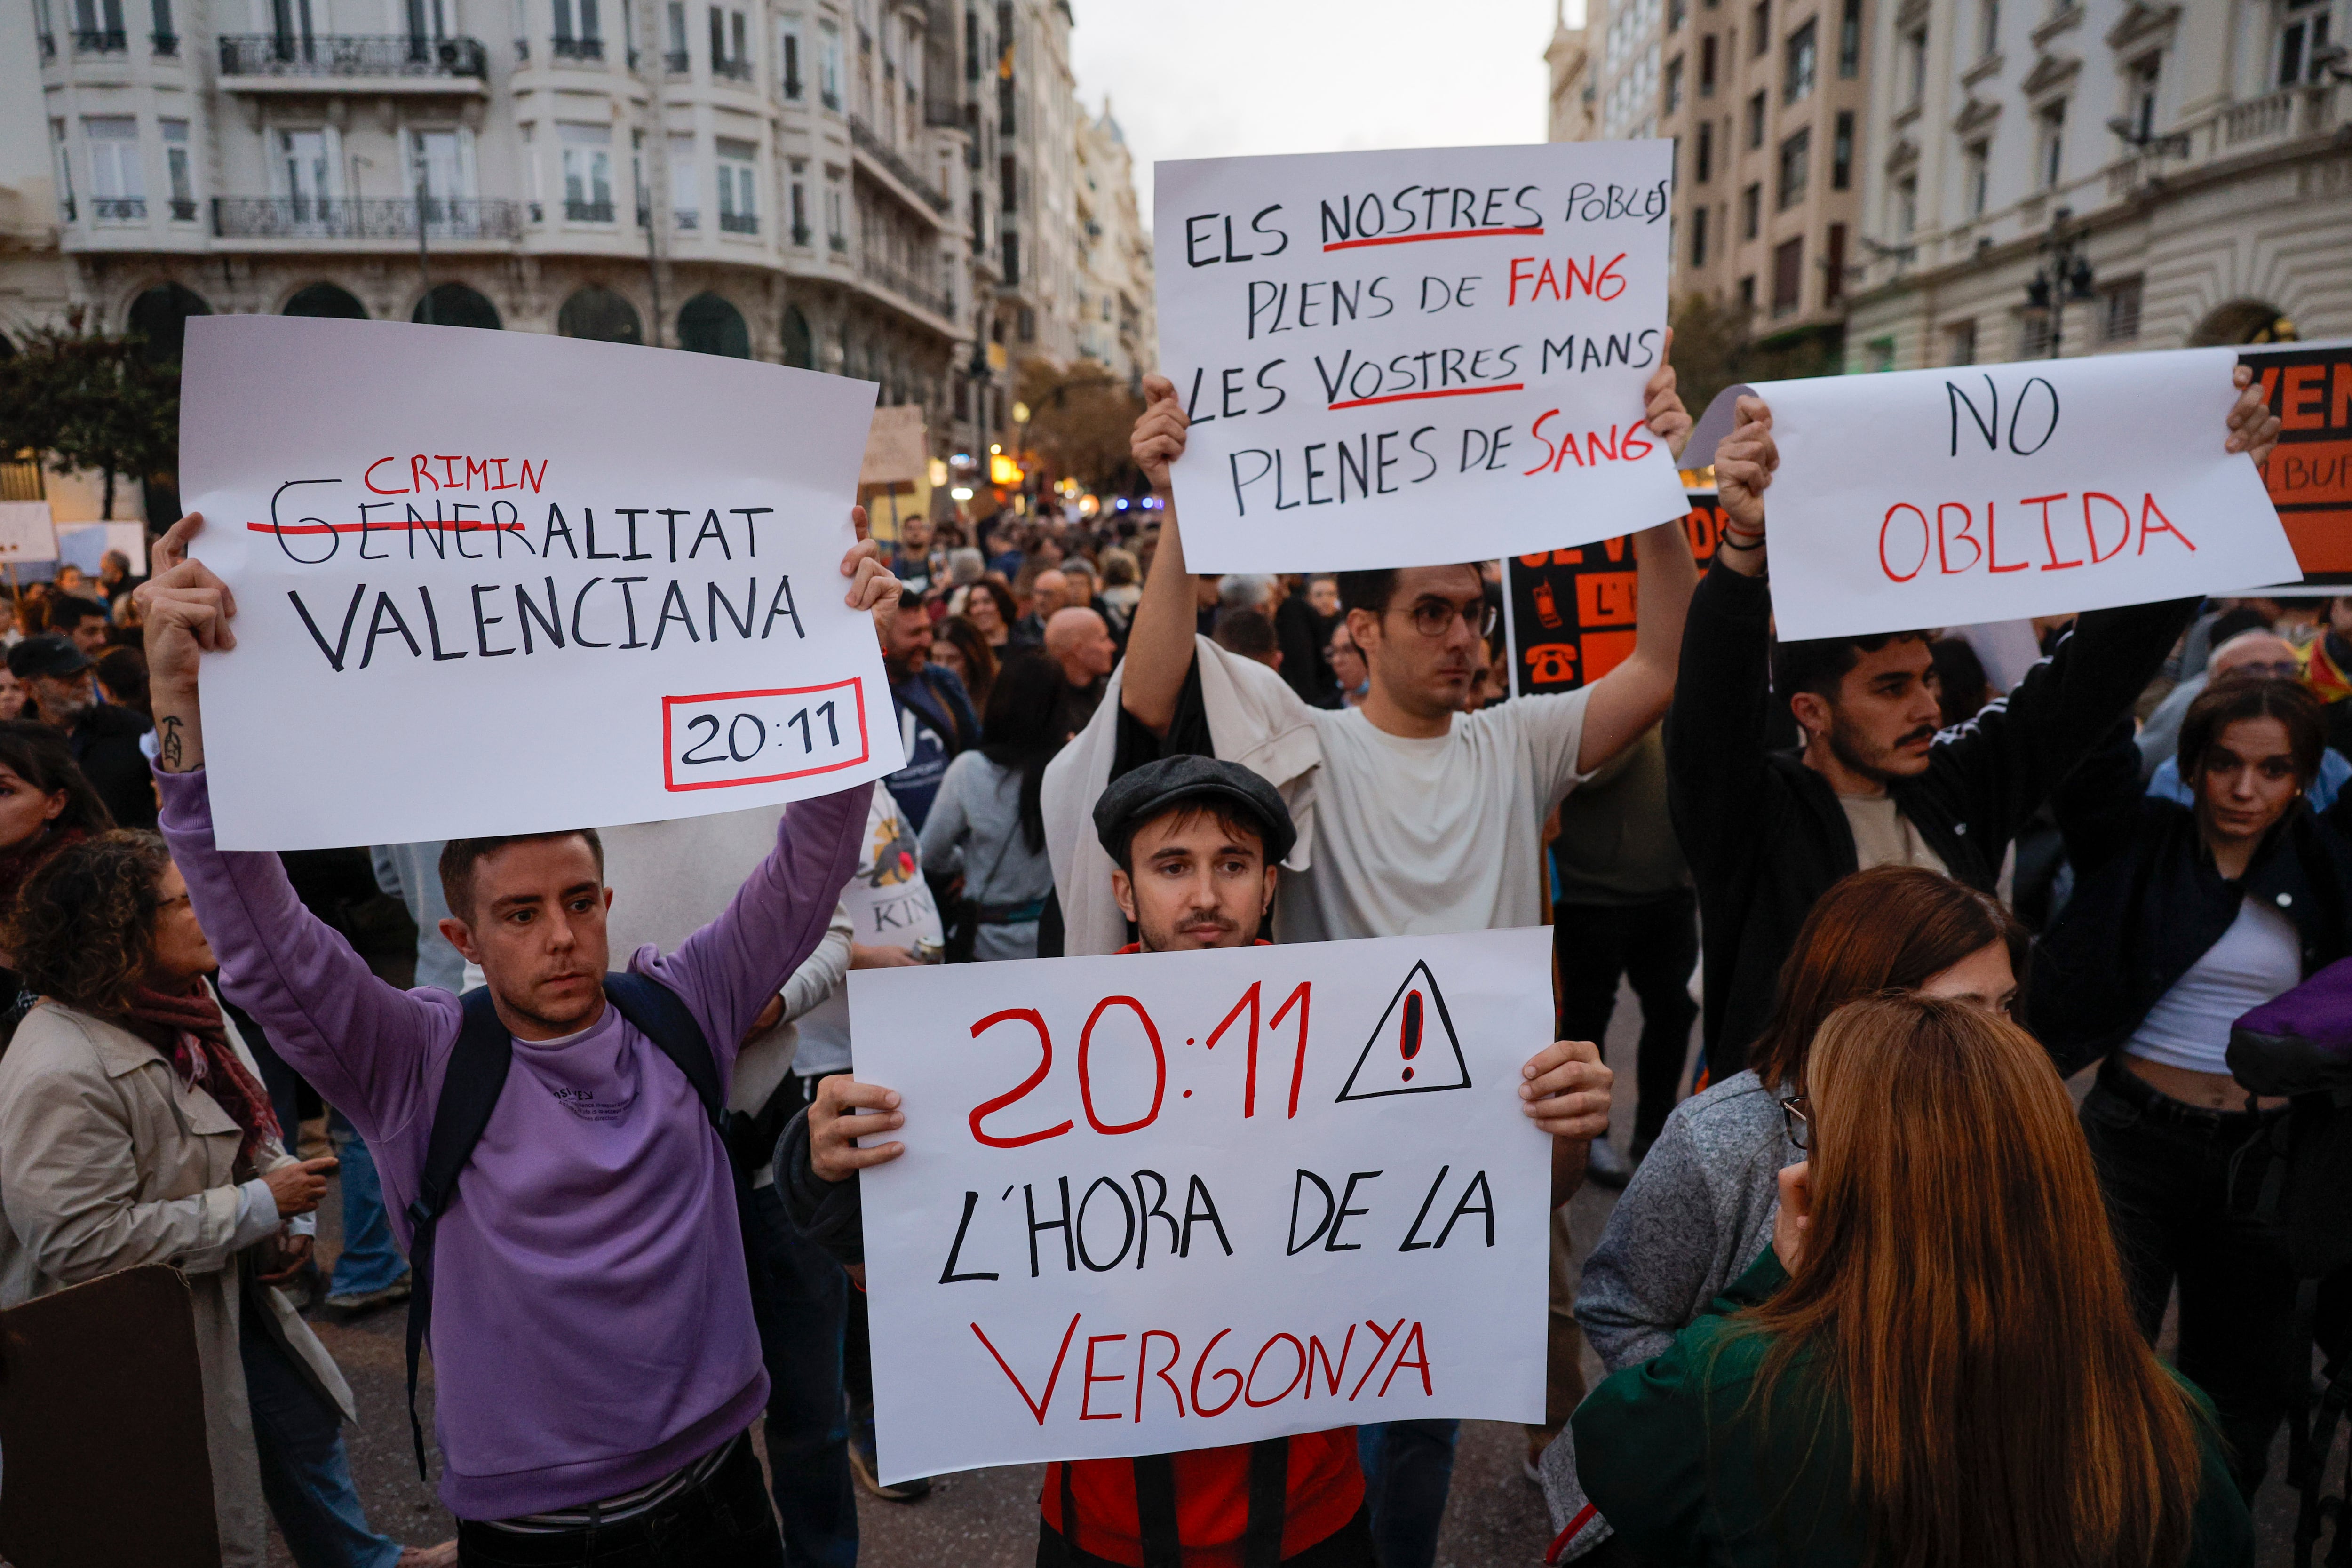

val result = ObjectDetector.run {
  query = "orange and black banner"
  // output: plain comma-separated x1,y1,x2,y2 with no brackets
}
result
2245,339,2352,592
1502,489,1722,697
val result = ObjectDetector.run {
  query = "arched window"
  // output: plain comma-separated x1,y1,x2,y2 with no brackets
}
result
283,282,369,319
781,304,814,368
413,283,503,330
678,293,751,358
557,286,644,344
127,282,211,366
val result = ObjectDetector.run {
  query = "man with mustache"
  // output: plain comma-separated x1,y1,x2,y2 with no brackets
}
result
1671,371,2286,1085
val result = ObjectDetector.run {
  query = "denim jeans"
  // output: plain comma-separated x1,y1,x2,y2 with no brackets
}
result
2081,1068,2297,1499
1354,1420,1457,1568
238,1296,402,1568
744,1182,858,1568
455,1436,785,1568
329,1110,409,1297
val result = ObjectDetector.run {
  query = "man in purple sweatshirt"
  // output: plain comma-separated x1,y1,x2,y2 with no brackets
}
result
139,511,899,1567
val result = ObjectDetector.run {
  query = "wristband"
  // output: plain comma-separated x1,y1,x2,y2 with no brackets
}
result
1718,535,1765,552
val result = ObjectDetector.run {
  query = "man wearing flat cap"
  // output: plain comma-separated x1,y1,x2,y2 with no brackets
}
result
776,754,1613,1568
10,631,155,828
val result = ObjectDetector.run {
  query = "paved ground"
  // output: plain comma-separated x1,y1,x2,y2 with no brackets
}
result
273,985,2312,1567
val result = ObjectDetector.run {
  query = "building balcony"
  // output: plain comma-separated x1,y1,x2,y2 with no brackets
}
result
549,34,603,60
37,31,55,57
860,255,954,324
849,115,950,216
821,88,841,110
791,221,811,246
217,33,490,89
675,210,701,230
565,199,614,222
169,197,197,220
73,28,127,53
211,195,523,242
94,197,146,221
828,231,847,252
719,210,758,234
151,30,178,55
714,56,752,82
664,49,689,72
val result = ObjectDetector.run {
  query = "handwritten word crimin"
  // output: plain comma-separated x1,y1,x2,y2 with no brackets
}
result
362,453,551,495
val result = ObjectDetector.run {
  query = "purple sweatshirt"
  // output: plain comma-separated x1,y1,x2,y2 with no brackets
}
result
159,768,870,1519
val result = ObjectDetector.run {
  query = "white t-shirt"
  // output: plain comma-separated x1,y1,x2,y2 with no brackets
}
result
1838,794,1950,877
796,787,944,1076
1275,690,1594,943
2127,896,2302,1075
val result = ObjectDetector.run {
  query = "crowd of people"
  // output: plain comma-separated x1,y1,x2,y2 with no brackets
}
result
0,351,2342,1568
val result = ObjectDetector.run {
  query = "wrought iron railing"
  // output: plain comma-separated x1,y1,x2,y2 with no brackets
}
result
849,115,950,213
73,28,127,52
94,197,146,220
664,48,689,72
564,198,614,221
217,33,488,78
713,55,751,80
861,255,952,319
550,34,602,59
211,196,523,239
719,210,757,233
150,31,178,54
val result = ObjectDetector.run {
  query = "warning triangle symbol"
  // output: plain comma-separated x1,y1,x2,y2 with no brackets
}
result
1336,960,1472,1102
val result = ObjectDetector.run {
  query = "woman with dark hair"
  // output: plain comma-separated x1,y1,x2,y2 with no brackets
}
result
2033,677,2352,1500
0,832,440,1567
955,578,1020,652
95,645,151,718
930,614,1001,713
1542,866,2024,1560
1574,995,2253,1568
0,720,115,1002
918,653,1065,962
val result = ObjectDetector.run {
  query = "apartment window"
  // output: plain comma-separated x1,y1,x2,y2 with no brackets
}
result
1000,151,1016,211
2279,0,2332,87
160,117,192,218
1776,127,1809,208
1950,139,1985,217
1977,0,1999,59
277,127,332,206
2019,310,2052,358
670,133,698,226
664,0,685,67
71,0,125,48
1895,174,1918,236
1903,27,1927,109
1838,0,1861,75
1666,56,1684,114
84,117,143,220
1772,235,1803,314
50,119,75,223
552,0,601,56
2038,99,2065,189
413,127,466,201
715,137,755,231
1750,0,1769,55
1001,228,1019,285
1825,221,1846,302
559,122,612,219
1700,32,1717,93
1869,336,1897,372
818,18,841,105
708,6,747,78
779,13,801,96
826,178,844,249
1738,274,1756,315
1696,119,1715,182
149,0,174,51
2102,277,2143,342
1669,0,1685,29
1691,204,1710,266
1945,319,1979,366
1746,89,1766,148
789,168,809,242
1831,111,1853,189
1783,18,1815,103
1740,181,1760,238
2128,55,2160,140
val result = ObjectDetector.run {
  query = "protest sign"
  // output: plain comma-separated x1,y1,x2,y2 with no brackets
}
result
2242,337,2352,594
0,502,59,563
179,315,899,850
1699,347,2299,640
850,928,1554,1483
1153,142,1692,573
1503,487,1722,698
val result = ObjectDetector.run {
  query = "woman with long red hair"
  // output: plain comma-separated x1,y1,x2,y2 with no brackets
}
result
1573,995,2253,1568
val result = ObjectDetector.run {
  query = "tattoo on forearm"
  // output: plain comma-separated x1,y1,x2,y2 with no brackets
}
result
158,714,184,771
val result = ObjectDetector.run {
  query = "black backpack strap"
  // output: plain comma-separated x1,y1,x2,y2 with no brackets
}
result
404,987,514,1481
1241,1437,1291,1568
1131,1453,1183,1568
603,971,723,1133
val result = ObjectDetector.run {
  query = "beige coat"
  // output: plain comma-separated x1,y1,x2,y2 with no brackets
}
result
0,1000,356,1568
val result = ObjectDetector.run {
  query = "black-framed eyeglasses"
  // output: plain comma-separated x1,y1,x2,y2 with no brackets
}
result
1779,1093,1812,1152
1400,597,1500,640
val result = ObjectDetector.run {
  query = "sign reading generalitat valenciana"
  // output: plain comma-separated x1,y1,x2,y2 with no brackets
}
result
850,929,1554,1485
180,315,901,851
1152,141,1694,573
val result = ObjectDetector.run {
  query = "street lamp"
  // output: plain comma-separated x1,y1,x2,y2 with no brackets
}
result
2023,207,2098,359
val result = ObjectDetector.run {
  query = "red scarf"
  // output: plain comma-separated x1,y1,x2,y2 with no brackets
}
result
121,980,282,1172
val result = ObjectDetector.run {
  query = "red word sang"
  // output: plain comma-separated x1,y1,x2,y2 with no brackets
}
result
1522,415,1654,477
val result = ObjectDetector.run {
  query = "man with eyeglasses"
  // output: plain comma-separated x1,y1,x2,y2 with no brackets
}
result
1039,362,1698,1568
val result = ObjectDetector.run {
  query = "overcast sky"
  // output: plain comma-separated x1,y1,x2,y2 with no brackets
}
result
1068,0,1580,226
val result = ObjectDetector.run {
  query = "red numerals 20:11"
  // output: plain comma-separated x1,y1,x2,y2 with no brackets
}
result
966,982,1311,1150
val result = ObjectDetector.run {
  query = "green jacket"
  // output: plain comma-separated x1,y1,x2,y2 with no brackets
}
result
1571,1251,2255,1568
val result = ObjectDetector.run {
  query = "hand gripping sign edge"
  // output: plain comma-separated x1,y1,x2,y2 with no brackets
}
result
1336,959,1472,1101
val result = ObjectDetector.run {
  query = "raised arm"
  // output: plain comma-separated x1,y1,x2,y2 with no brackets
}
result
1120,375,1202,735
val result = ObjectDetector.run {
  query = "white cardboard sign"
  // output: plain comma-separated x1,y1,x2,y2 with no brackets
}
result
1153,142,1692,573
179,316,901,850
0,502,59,563
850,929,1553,1484
1718,348,2299,640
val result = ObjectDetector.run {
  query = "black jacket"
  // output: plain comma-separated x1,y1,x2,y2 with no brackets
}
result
2031,723,2352,1077
67,704,157,831
1665,560,2196,1081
